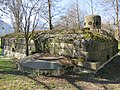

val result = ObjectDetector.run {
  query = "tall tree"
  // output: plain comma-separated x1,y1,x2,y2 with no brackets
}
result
21,0,44,56
90,0,94,15
54,1,85,31
1,0,23,32
115,0,119,39
82,0,103,15
76,0,81,29
82,0,94,15
101,0,120,39
39,0,63,30
66,0,84,29
48,0,52,30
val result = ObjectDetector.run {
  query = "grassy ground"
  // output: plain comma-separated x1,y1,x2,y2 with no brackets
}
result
0,57,45,90
0,56,120,90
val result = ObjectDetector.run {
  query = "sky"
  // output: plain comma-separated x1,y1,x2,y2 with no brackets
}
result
0,0,117,26
59,0,109,21
60,0,102,14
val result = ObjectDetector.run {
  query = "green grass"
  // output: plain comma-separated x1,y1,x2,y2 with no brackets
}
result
0,59,15,72
0,57,45,90
0,56,92,90
0,56,120,89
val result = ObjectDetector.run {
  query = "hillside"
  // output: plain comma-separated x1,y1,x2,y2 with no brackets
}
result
0,20,13,36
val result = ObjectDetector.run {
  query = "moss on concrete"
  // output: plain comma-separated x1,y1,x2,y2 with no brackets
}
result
82,30,112,42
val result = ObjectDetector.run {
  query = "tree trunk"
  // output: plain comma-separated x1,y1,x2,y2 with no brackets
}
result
14,17,22,33
90,0,94,15
116,0,119,40
76,0,80,29
25,37,29,56
48,0,52,30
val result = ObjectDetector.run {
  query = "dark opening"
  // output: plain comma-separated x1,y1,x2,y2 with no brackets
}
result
84,27,90,30
12,48,15,52
107,55,110,60
88,22,92,25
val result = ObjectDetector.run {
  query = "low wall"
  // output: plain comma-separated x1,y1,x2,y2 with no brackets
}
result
1,37,35,59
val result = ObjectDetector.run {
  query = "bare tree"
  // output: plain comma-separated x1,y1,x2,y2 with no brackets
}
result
63,0,84,30
76,0,81,29
1,0,23,32
54,15,69,30
21,0,44,56
82,0,94,15
101,0,120,39
90,0,94,15
48,0,52,30
115,0,119,39
54,5,85,31
39,0,63,30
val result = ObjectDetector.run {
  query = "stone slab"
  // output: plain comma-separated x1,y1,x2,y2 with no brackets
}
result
94,53,120,81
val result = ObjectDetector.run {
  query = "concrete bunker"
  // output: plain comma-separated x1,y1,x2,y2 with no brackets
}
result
1,15,119,74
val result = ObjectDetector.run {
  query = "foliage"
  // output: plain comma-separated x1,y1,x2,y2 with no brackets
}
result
83,30,112,42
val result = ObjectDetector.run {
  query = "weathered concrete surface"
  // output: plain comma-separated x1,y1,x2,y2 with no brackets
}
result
1,37,35,59
94,52,120,81
18,53,73,75
19,59,62,70
84,15,101,29
76,60,100,70
35,31,118,65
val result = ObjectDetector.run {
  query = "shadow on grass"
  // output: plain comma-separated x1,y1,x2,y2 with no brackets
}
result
28,76,51,90
0,63,51,90
86,76,120,85
0,69,51,90
49,71,120,90
75,72,120,85
1,68,120,90
48,72,93,90
0,70,25,75
0,70,51,90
